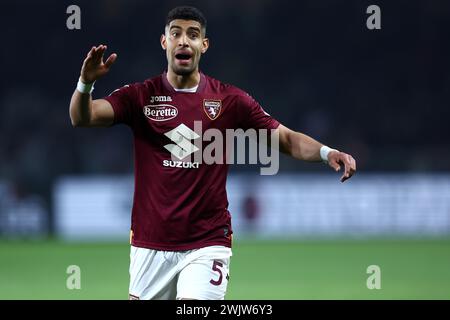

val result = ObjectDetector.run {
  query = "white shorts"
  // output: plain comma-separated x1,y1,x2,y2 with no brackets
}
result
129,245,232,300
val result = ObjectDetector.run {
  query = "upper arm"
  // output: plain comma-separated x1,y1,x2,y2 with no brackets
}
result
90,99,115,127
274,124,294,155
236,92,279,131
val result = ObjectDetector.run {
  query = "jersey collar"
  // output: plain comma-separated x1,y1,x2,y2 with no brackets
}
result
162,71,206,93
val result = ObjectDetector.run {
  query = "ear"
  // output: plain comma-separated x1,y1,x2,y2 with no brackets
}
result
201,37,209,54
160,34,167,50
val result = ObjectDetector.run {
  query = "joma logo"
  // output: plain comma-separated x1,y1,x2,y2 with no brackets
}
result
150,96,172,103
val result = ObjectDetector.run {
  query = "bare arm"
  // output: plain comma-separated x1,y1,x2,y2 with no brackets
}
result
276,124,357,182
69,45,117,127
70,94,114,127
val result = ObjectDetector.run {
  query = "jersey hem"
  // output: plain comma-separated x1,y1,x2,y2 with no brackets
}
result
131,239,232,251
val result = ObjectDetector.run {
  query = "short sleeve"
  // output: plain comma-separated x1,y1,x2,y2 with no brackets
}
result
103,84,138,126
236,92,280,131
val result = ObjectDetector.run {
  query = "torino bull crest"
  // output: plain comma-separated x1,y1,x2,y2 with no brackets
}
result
203,100,222,120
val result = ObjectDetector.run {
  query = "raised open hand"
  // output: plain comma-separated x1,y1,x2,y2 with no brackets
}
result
80,45,117,84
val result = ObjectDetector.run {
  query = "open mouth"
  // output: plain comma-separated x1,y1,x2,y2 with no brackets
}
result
175,52,193,64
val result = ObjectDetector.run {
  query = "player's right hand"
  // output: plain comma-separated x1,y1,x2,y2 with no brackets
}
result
80,45,117,84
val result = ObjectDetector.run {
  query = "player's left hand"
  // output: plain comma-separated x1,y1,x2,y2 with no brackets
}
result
327,151,356,183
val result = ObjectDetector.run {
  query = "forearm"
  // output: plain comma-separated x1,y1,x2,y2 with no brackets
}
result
277,124,356,181
281,130,323,162
69,89,93,127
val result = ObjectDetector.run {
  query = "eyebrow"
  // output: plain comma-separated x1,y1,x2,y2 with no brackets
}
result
169,25,201,33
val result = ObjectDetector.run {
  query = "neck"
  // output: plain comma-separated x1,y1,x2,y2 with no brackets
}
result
166,68,200,89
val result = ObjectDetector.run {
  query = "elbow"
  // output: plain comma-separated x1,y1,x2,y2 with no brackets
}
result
71,119,90,127
69,109,89,127
69,107,80,127
71,119,80,127
70,115,81,127
70,116,87,128
69,102,90,127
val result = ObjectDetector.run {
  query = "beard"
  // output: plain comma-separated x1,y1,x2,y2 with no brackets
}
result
169,56,199,76
173,68,194,76
171,64,196,76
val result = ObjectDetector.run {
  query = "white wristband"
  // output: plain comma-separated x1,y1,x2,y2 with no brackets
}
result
320,145,338,163
76,78,95,94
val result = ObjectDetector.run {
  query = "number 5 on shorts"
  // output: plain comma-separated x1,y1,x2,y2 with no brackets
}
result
210,260,223,286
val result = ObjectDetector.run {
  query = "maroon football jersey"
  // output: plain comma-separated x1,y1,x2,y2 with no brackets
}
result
104,72,279,250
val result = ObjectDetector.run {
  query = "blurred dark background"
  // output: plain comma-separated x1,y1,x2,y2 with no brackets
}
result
0,0,449,233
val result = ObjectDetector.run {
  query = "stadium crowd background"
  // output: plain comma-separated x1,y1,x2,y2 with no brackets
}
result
0,0,449,235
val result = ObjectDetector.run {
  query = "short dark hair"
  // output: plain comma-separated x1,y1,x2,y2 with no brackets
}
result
166,6,207,34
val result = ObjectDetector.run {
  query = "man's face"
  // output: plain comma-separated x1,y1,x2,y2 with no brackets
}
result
161,19,209,76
